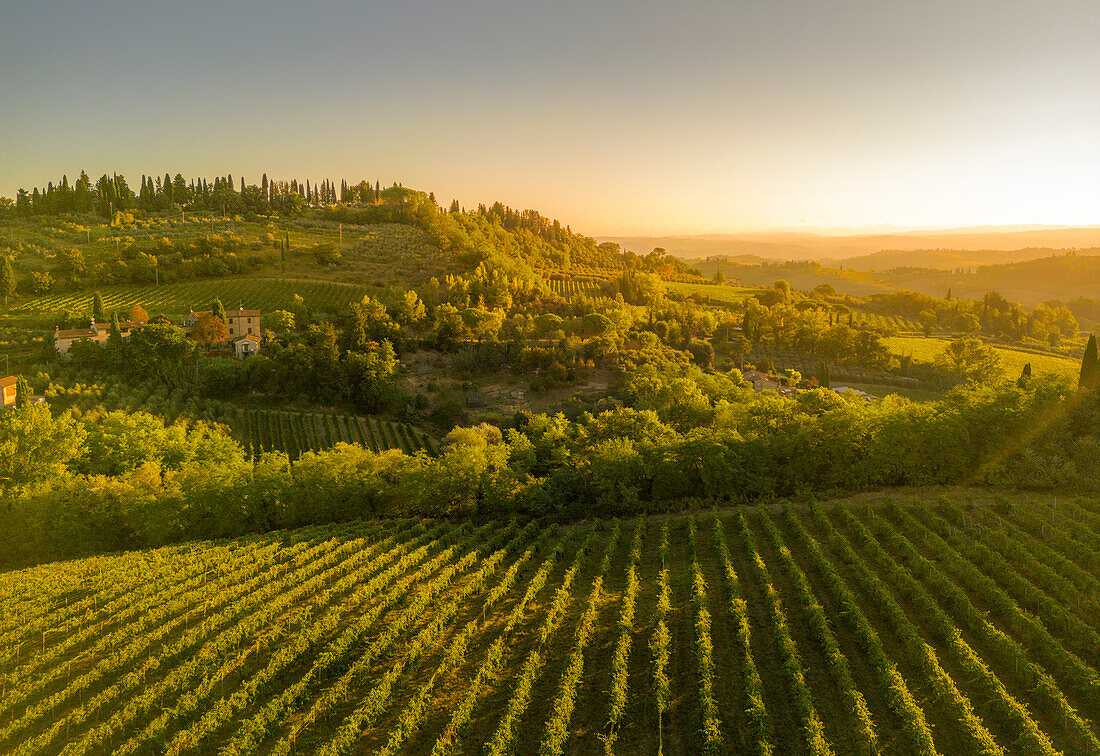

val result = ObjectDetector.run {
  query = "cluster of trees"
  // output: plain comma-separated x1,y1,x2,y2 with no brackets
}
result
14,171,362,219
4,365,1097,567
739,296,893,370
860,289,1080,345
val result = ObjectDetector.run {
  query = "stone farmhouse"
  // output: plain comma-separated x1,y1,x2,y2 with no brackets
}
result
186,307,262,358
54,320,142,357
188,308,261,339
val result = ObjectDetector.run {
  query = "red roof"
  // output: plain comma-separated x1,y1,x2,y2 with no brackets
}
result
236,334,262,343
227,309,261,317
0,376,16,388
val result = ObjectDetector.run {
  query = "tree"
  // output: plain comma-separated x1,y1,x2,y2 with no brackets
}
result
397,290,426,326
107,312,123,348
773,280,791,302
92,291,105,322
30,271,53,295
266,309,296,334
14,376,29,409
191,313,228,349
0,404,85,503
934,338,1003,384
0,256,15,306
817,361,831,389
128,305,149,324
125,323,198,385
1017,362,1032,389
918,309,938,337
713,269,725,284
1081,334,1099,390
211,298,227,326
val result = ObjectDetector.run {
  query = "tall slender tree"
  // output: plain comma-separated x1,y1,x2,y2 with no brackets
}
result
92,291,105,322
1081,334,1099,390
0,256,15,307
14,376,30,409
212,298,227,325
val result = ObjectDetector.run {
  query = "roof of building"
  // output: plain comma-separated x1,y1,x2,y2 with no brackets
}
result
226,309,261,317
55,328,104,339
0,376,17,388
236,334,262,343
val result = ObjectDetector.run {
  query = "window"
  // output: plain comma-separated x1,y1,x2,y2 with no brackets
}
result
248,318,252,324
229,327,234,334
248,327,253,335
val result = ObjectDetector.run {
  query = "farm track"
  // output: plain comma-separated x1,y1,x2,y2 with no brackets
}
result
4,498,1099,755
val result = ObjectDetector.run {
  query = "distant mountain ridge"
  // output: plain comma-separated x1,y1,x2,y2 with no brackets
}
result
599,226,1100,265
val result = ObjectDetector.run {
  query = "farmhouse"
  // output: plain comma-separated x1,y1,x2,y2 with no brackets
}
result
54,320,142,357
187,307,263,358
0,376,16,407
742,369,779,392
234,333,262,359
188,308,261,338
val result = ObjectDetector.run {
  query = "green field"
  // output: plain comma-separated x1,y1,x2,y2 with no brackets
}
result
3,494,1099,755
12,277,372,318
666,280,759,305
883,335,1081,382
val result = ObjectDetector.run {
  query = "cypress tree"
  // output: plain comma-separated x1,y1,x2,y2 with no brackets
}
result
108,311,123,346
212,298,228,325
817,361,831,389
1081,334,1099,390
92,291,105,322
0,256,15,307
15,376,29,409
1016,362,1032,388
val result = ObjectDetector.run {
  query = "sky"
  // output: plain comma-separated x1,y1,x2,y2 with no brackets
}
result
1,1,1099,236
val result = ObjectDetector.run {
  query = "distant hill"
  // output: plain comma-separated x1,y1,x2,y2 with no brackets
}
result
689,251,1100,310
600,226,1100,262
837,247,1100,272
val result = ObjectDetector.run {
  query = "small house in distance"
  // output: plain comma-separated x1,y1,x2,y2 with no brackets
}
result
187,307,263,359
55,320,142,358
0,376,16,407
234,333,262,359
742,369,779,392
226,308,260,338
187,308,261,339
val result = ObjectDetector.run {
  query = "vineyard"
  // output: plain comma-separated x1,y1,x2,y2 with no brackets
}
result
13,278,372,317
545,276,608,299
41,371,436,458
232,409,437,458
3,494,1099,755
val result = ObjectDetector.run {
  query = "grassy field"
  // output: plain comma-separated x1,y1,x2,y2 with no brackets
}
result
3,492,1099,755
883,335,1081,382
666,280,759,305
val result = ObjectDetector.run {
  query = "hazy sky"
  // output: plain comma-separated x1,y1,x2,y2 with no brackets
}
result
2,1,1098,235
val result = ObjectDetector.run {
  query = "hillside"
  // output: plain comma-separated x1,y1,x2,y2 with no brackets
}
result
3,491,1098,755
689,253,1100,311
